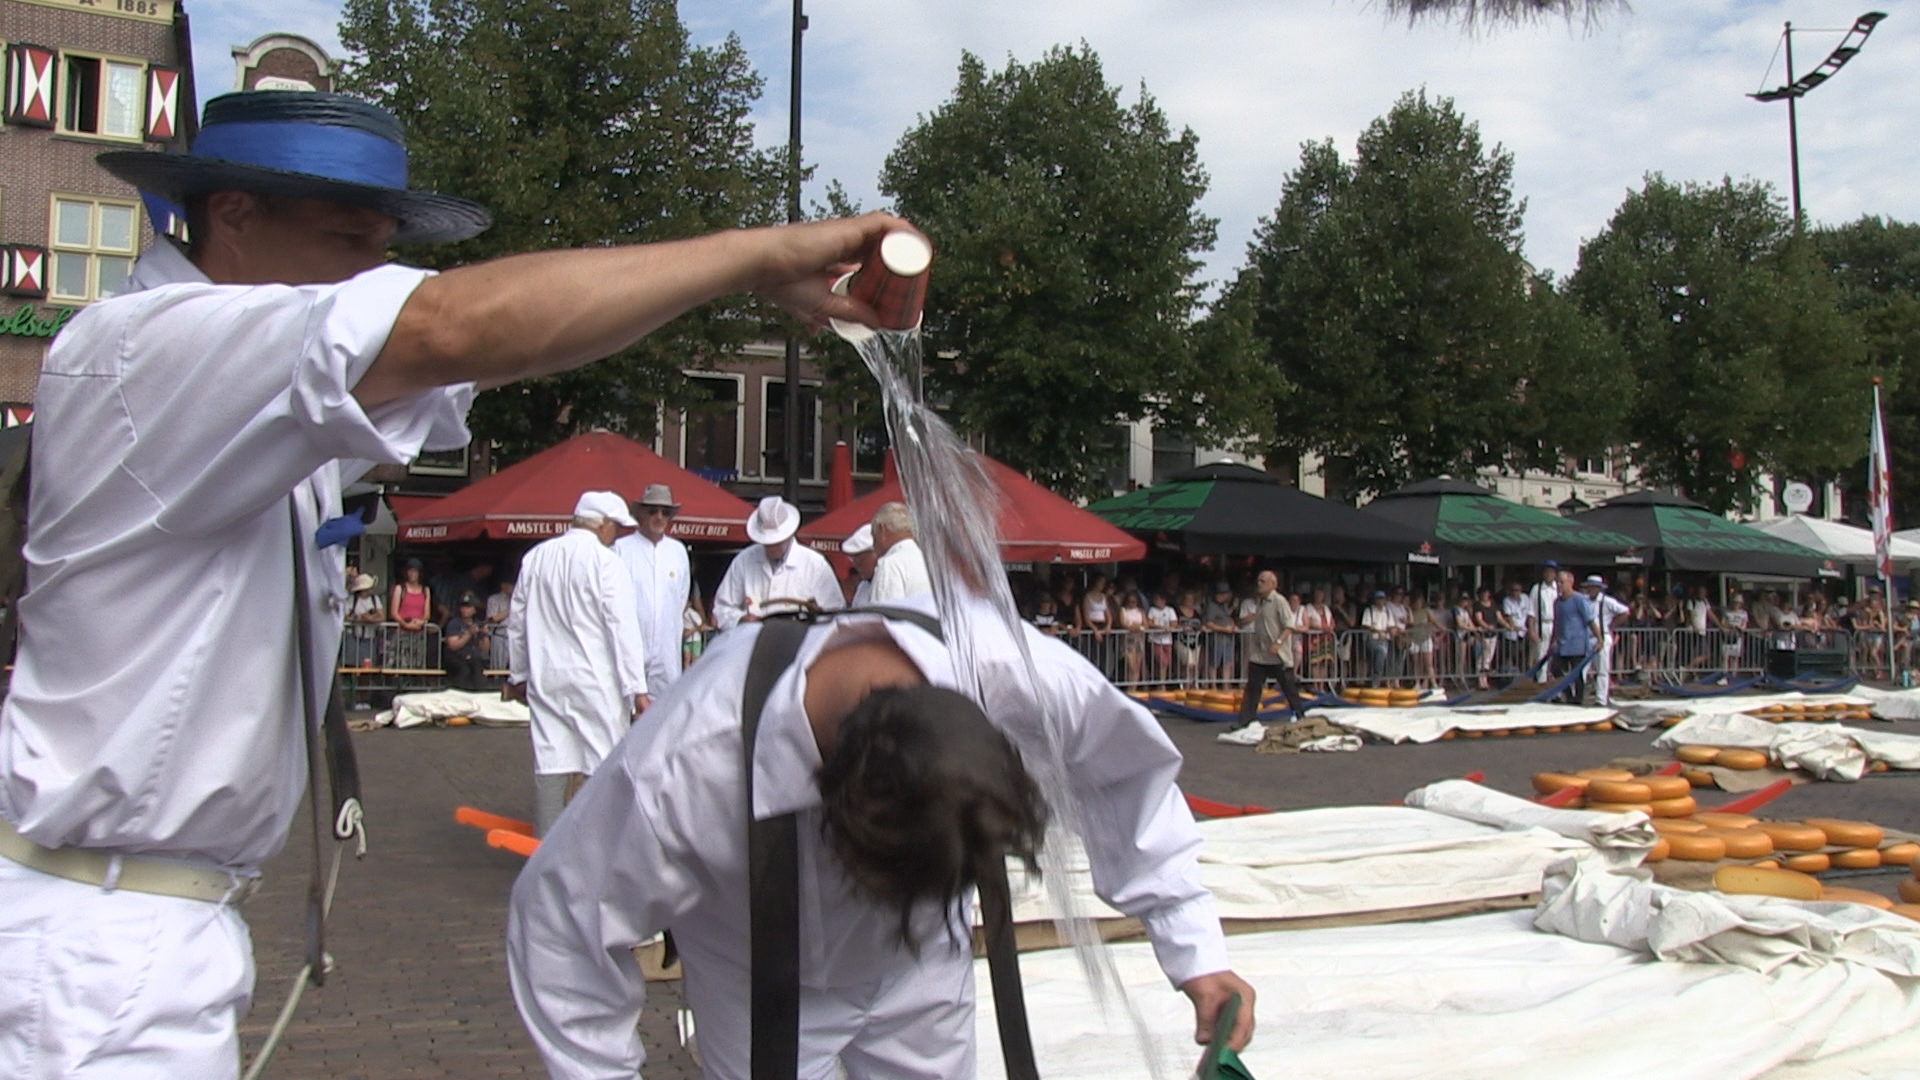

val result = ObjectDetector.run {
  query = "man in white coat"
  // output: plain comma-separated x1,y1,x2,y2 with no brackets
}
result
1581,575,1630,706
712,496,843,629
613,484,691,695
0,88,909,1079
509,491,650,837
507,594,1256,1079
1526,561,1560,667
866,501,933,605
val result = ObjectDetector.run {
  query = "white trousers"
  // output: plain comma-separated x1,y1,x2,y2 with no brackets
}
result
679,936,977,1080
1594,640,1614,705
0,860,254,1079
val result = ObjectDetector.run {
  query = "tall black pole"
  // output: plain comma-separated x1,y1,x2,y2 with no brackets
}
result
781,1,806,505
1784,21,1803,231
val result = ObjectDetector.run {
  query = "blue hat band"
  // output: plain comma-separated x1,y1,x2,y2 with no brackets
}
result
190,120,408,190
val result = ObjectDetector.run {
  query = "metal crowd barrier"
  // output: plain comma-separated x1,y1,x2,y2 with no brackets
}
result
337,622,445,705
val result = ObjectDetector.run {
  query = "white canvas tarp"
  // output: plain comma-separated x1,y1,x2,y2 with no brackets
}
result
1309,703,1618,744
374,688,531,729
1653,713,1920,780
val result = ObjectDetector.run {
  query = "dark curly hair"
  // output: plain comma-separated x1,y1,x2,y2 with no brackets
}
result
816,684,1048,952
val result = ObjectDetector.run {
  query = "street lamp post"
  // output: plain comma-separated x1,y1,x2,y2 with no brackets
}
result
1748,11,1887,231
782,0,807,505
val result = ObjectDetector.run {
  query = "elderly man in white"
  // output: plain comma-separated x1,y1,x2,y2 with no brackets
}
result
867,501,933,604
508,491,651,837
712,496,842,630
613,483,691,694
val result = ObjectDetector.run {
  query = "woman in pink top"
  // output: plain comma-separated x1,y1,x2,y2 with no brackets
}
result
390,559,432,631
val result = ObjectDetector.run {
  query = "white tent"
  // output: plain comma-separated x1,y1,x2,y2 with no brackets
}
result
1751,514,1920,571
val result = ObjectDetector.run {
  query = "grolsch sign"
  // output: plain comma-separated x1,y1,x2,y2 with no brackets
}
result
0,305,73,339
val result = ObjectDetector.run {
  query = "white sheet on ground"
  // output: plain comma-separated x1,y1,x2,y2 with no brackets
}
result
1615,691,1876,733
1653,713,1920,780
1404,779,1654,870
375,688,531,728
998,804,1587,926
1853,684,1920,720
975,909,1920,1080
1309,703,1616,744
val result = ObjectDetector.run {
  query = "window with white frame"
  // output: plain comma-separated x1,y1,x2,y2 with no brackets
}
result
60,54,144,139
49,196,137,303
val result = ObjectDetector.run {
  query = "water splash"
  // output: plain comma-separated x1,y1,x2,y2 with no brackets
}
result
834,321,1166,1075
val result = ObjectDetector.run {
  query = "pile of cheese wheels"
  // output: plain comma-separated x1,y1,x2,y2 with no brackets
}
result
1712,863,1920,923
1676,741,1900,777
1743,701,1875,723
1338,687,1423,708
1152,688,1250,713
1532,769,1918,872
1442,719,1616,741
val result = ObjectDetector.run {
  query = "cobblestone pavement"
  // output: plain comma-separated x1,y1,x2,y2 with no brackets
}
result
237,711,1920,1077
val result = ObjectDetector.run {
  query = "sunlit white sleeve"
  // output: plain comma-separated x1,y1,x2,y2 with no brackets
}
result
600,552,648,697
712,557,751,630
507,755,693,1080
509,572,532,684
1021,631,1228,987
808,556,846,612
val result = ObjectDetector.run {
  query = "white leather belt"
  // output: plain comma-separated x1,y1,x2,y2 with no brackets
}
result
0,817,259,905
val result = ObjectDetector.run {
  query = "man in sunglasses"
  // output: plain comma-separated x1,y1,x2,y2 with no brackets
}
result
615,484,693,694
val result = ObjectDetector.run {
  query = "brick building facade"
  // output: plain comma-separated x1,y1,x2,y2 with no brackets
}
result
231,32,332,93
0,0,191,413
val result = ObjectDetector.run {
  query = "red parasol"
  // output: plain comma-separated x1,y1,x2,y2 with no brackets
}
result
394,431,753,544
797,454,1145,564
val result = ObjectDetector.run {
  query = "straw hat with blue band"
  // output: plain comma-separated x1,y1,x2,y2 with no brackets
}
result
98,91,491,246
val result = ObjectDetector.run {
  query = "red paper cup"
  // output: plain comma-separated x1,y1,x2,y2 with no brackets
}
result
846,230,932,331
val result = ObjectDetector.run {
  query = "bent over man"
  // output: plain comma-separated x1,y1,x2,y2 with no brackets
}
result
507,594,1256,1078
0,88,909,1079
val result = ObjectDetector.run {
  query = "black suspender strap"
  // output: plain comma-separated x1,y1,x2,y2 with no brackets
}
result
740,609,1041,1079
743,616,811,1080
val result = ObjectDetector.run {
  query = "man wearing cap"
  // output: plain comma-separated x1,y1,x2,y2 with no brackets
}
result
441,592,492,692
509,492,651,837
841,523,878,606
613,484,692,695
0,87,909,1078
1579,575,1629,705
712,496,843,630
867,500,933,605
1527,561,1560,668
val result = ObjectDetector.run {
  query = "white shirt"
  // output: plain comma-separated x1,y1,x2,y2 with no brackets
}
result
510,528,649,776
1501,594,1531,639
849,579,871,607
0,242,471,869
1592,592,1629,637
506,596,1226,1079
612,531,690,692
866,536,932,605
711,542,842,629
1527,580,1557,634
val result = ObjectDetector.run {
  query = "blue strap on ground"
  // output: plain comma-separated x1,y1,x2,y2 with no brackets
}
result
1530,654,1593,702
1650,674,1767,698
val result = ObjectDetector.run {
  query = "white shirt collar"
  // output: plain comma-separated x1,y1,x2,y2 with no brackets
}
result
127,241,208,293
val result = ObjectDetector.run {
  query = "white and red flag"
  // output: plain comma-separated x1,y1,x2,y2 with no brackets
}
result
1870,380,1895,584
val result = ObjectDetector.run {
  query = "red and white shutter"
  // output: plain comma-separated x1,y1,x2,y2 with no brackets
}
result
145,67,180,141
3,247,48,298
4,44,57,128
4,407,33,428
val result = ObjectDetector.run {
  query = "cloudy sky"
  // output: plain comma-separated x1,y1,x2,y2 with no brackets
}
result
190,1,1915,291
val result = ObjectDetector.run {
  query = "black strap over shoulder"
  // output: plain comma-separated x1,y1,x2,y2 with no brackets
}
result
740,608,1041,1079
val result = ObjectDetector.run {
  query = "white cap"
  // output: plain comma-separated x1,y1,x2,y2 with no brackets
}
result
574,490,637,527
746,496,800,545
842,523,874,555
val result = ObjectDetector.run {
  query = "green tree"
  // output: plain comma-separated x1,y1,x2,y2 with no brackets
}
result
1569,176,1869,514
338,0,785,461
1243,90,1626,498
1813,216,1920,523
879,46,1275,498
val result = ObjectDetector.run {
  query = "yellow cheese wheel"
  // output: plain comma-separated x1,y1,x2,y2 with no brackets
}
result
1641,776,1693,801
1879,842,1920,868
1586,801,1652,815
1682,769,1716,789
1666,834,1729,862
1714,748,1770,770
1714,866,1822,900
1652,819,1709,835
1649,796,1698,818
1890,904,1920,923
1646,837,1670,863
1439,730,1457,741
1900,878,1920,905
1575,768,1636,783
1754,822,1827,852
1832,848,1883,870
444,716,471,727
1461,730,1484,739
1702,828,1774,859
1782,853,1831,873
1871,760,1890,772
1531,772,1591,795
1588,720,1615,732
1675,745,1721,764
1488,728,1512,737
1820,886,1895,911
1514,726,1539,736
1694,811,1760,830
1752,859,1780,871
1587,779,1654,803
1803,819,1884,848
1661,716,1684,727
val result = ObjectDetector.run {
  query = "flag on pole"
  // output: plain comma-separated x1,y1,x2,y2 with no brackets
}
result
1870,380,1895,584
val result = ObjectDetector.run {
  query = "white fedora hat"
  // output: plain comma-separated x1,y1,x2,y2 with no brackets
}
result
746,496,800,545
842,523,874,555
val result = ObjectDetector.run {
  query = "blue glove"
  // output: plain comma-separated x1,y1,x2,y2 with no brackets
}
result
315,514,367,549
